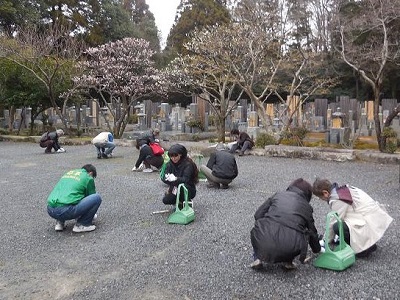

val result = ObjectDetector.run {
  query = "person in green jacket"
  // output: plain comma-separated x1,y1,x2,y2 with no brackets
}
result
47,164,102,233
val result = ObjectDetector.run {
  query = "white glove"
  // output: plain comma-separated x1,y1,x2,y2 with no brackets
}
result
165,173,177,182
320,246,326,253
319,239,325,247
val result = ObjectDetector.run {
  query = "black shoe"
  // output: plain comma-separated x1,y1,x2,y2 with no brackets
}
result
221,184,229,189
97,154,102,159
102,153,108,159
356,244,377,258
207,182,220,189
238,151,244,156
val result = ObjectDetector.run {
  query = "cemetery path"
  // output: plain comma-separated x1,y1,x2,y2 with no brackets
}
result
0,141,399,300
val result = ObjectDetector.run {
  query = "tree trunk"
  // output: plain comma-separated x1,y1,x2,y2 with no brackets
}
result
8,106,15,133
249,94,269,129
216,115,226,142
373,88,385,152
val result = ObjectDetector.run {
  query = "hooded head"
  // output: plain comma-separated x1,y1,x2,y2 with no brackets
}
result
135,138,149,150
56,129,64,136
168,144,187,159
288,178,313,202
215,143,226,151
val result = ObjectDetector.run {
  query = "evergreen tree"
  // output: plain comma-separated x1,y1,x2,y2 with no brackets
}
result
0,0,41,35
165,0,231,57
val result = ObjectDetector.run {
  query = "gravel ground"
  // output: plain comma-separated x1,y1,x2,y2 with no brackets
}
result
0,141,399,300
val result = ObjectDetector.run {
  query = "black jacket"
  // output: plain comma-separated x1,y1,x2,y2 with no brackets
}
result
162,156,197,199
251,186,321,263
206,151,238,180
238,132,254,147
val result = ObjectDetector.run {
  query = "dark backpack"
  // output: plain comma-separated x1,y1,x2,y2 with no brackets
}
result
40,132,49,142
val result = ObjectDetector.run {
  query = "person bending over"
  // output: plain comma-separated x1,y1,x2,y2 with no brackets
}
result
312,178,393,258
200,143,238,189
39,129,65,154
47,164,101,233
132,138,163,173
250,178,321,270
92,131,116,159
161,144,198,209
229,129,254,156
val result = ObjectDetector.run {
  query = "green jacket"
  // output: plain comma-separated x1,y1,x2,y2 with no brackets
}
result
47,168,96,207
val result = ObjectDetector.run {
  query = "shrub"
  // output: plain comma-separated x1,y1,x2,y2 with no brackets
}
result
386,141,397,154
186,119,204,131
382,127,398,153
255,133,277,148
280,126,309,146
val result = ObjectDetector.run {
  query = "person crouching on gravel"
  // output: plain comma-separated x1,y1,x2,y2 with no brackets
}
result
200,143,238,189
132,138,164,173
47,164,101,233
250,178,321,270
312,178,393,258
161,144,198,209
39,129,65,154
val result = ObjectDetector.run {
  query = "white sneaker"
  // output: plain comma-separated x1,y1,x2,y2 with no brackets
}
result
150,165,159,171
72,224,96,233
56,149,65,153
54,221,65,231
142,168,153,173
250,259,263,270
138,162,145,170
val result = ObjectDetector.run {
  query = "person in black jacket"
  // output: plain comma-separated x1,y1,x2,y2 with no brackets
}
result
200,143,238,189
39,129,65,154
229,129,254,156
250,178,321,270
161,144,198,208
132,138,163,173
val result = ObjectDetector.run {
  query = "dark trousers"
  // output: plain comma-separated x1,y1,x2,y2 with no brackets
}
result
333,221,350,245
333,221,376,256
229,140,253,154
162,185,195,205
40,140,56,153
144,155,164,169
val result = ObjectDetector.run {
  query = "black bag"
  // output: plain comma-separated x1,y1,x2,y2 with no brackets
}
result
40,132,49,142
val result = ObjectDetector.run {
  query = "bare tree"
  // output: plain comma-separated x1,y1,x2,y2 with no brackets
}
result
274,49,337,143
166,26,244,142
227,0,336,135
0,25,84,131
332,0,400,152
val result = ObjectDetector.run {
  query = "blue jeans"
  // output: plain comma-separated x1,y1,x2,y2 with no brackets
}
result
94,142,116,155
47,193,102,226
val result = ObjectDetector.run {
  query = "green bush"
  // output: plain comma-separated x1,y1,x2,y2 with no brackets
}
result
382,127,397,138
280,126,309,146
0,128,9,135
385,141,397,154
255,133,277,148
